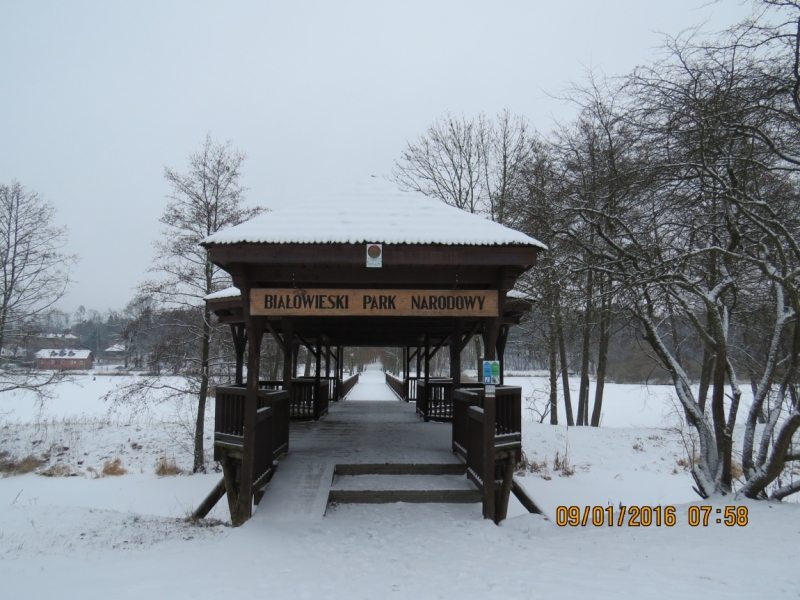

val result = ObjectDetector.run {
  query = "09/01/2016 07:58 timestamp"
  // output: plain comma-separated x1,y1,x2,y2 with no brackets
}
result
555,505,749,527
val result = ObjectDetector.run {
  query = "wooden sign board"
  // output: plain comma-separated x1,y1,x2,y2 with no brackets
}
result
250,289,499,317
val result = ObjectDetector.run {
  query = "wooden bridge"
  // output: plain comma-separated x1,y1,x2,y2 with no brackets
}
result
192,180,546,526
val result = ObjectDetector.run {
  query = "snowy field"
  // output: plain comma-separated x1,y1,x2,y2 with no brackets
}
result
1,370,798,599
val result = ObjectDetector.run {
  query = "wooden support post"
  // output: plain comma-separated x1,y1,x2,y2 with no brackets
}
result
403,346,408,400
230,323,246,386
451,319,462,391
416,343,422,378
423,334,430,421
497,325,509,386
495,451,515,523
282,318,294,393
482,316,500,522
236,314,265,525
334,346,341,399
221,451,240,524
192,476,226,520
314,335,322,420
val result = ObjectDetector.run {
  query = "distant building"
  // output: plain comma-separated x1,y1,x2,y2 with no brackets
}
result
0,346,25,360
29,334,78,352
103,343,126,365
35,349,93,370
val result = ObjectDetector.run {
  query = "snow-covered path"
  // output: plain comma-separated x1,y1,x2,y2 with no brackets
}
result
344,365,398,401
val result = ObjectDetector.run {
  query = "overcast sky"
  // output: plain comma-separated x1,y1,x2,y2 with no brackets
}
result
0,0,752,314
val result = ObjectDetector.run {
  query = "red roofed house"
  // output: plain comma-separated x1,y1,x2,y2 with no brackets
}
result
35,349,93,370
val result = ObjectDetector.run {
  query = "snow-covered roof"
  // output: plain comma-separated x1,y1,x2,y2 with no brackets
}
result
105,343,125,353
205,286,242,301
35,333,78,339
202,179,547,249
507,289,533,300
35,349,92,359
0,347,25,357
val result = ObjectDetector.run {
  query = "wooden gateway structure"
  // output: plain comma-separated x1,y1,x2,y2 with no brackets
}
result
199,181,545,526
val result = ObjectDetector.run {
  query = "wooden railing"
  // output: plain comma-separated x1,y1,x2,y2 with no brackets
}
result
258,379,328,420
340,373,360,399
407,376,419,402
322,377,337,403
416,380,484,422
385,373,404,399
452,386,523,464
213,386,290,485
417,378,452,421
291,379,328,420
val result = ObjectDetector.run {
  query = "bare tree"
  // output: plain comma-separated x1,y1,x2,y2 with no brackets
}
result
478,110,533,226
393,112,485,214
0,181,77,397
107,135,264,472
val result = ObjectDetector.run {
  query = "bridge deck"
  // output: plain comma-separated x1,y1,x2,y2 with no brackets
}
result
250,370,464,523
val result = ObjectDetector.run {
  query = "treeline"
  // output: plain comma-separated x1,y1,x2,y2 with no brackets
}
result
393,2,800,499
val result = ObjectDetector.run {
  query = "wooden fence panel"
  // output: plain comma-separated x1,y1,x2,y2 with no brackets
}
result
252,406,274,488
466,406,485,489
385,373,405,399
340,373,360,398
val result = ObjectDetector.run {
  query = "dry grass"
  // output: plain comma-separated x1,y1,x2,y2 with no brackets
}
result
101,458,128,476
676,453,699,470
676,453,744,480
0,451,45,476
516,453,552,480
553,450,574,477
39,463,76,477
155,454,184,477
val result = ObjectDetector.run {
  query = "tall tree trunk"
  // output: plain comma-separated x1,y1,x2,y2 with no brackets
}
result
711,328,731,492
194,307,212,473
666,297,692,424
698,349,712,416
548,315,559,425
576,269,594,426
555,303,574,426
590,281,610,427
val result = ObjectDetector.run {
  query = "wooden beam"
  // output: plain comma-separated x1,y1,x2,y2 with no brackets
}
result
208,243,539,269
264,320,285,352
296,334,319,358
427,335,450,361
460,321,482,352
191,477,226,520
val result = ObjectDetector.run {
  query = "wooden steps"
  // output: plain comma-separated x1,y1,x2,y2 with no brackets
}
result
327,463,480,505
334,462,466,476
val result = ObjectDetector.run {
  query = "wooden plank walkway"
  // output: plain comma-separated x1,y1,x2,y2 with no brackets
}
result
250,373,465,524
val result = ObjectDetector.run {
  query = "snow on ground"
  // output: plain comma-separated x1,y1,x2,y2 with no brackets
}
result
1,370,798,599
